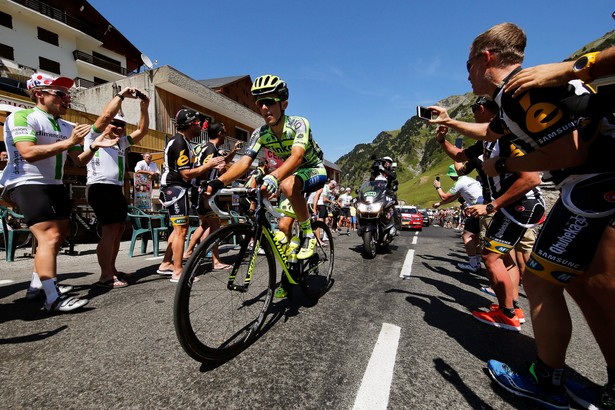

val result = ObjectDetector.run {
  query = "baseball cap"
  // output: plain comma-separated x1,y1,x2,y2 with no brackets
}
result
175,108,200,127
345,187,351,192
27,72,74,90
330,180,337,186
447,164,458,177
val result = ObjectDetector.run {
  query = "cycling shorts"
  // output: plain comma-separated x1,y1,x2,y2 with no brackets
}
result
292,165,327,193
464,215,480,235
484,197,544,255
9,184,70,226
339,208,350,218
87,184,127,225
526,198,612,285
160,185,190,226
318,204,328,219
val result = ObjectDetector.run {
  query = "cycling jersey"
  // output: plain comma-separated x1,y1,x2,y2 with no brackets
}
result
245,115,323,168
465,135,541,202
1,107,81,189
160,133,193,188
193,141,223,184
458,140,492,202
490,74,615,185
84,129,133,185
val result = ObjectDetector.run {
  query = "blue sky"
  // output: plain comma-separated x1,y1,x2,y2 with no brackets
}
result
89,0,614,162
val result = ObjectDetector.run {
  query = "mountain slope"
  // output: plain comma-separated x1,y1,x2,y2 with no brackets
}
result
335,29,615,208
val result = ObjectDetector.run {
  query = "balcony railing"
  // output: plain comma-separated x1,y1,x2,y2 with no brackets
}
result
73,50,128,76
12,0,103,40
73,77,96,89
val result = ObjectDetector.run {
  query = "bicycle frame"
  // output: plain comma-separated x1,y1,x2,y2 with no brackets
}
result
208,188,300,292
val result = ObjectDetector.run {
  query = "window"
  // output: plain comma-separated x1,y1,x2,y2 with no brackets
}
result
93,77,107,86
0,43,14,60
39,57,61,74
235,127,248,143
37,27,59,46
0,11,12,29
92,52,121,72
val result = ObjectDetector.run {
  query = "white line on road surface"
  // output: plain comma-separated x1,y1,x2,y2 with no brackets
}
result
0,279,15,285
412,235,418,245
399,249,415,279
415,231,419,235
353,323,401,410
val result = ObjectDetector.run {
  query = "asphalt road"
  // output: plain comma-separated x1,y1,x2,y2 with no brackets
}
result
0,225,607,409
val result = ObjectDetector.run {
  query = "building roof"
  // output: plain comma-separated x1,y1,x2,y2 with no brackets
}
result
198,75,250,89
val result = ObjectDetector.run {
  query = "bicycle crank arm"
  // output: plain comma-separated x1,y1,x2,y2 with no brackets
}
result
227,283,248,293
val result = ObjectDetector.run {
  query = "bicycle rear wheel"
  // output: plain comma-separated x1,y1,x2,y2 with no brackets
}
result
300,220,334,300
174,223,276,363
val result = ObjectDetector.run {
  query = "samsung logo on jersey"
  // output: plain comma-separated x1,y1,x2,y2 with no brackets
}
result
548,215,588,255
538,122,575,145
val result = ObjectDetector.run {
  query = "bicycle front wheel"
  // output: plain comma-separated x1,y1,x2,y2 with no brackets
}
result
300,220,334,300
174,223,276,363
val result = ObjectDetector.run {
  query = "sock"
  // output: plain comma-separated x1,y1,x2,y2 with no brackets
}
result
499,306,516,318
530,358,564,388
42,279,60,305
512,300,520,309
299,219,314,238
30,272,42,289
470,255,480,268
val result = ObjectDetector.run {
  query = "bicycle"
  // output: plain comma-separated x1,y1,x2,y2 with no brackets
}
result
174,185,334,363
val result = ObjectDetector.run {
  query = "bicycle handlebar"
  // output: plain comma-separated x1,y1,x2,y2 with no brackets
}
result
206,187,287,220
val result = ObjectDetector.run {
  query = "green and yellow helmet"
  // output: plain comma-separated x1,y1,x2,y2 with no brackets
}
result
251,74,289,101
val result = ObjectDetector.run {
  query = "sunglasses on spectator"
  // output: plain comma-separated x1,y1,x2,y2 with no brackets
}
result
470,103,483,112
466,49,501,72
42,89,69,98
111,120,126,127
256,97,281,107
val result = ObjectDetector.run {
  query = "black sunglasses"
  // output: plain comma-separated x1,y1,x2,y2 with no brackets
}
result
256,98,281,107
466,49,501,72
42,89,69,98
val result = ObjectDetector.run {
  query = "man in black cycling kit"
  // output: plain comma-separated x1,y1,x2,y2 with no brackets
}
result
207,75,327,297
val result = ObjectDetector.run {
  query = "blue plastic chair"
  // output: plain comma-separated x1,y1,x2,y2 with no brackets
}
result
0,205,32,262
127,207,167,257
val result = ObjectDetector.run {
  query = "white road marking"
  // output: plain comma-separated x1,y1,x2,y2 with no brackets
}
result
399,249,415,279
414,231,419,236
0,279,15,285
412,236,418,245
353,323,401,410
145,256,164,261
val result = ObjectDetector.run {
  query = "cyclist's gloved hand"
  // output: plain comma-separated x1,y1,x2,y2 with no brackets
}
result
262,174,279,195
206,179,225,195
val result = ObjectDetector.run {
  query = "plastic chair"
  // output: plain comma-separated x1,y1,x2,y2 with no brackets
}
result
127,210,167,257
0,205,32,262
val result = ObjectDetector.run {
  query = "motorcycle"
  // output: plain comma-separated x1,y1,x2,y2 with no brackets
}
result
356,179,400,258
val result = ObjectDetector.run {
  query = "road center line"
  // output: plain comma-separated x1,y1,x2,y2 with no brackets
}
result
353,323,401,410
399,249,415,279
412,236,418,245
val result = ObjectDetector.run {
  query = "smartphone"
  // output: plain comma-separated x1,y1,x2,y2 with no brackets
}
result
416,106,433,120
455,137,463,149
135,90,147,100
435,176,440,181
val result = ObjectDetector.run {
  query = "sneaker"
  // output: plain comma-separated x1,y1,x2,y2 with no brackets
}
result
565,379,615,410
458,262,479,273
490,303,526,324
297,237,317,260
487,360,569,410
26,285,73,300
44,295,89,312
472,307,521,331
274,286,288,299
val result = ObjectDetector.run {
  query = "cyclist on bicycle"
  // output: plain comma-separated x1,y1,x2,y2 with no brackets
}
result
207,74,327,261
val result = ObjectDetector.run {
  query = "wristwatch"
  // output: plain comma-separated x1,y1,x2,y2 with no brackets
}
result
494,157,508,174
572,52,599,82
486,203,496,214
